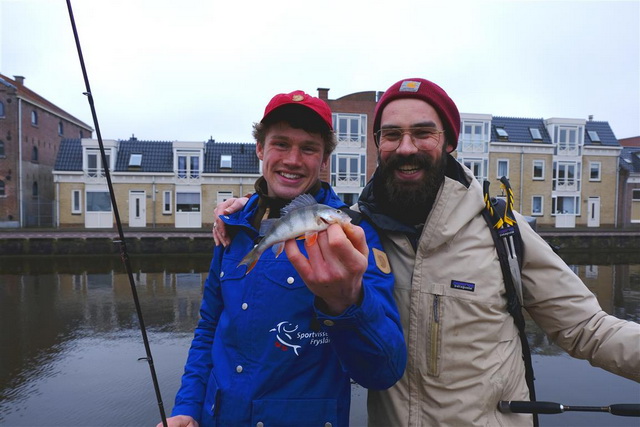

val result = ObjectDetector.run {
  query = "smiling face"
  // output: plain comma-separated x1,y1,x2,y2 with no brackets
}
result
377,98,450,217
256,121,329,200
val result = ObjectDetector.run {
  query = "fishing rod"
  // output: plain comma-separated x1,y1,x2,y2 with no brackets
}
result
65,1,168,426
499,401,640,417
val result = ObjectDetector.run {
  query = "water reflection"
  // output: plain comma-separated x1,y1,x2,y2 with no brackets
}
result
0,253,638,426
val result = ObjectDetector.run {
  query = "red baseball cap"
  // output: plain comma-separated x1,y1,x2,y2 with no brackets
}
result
261,90,333,131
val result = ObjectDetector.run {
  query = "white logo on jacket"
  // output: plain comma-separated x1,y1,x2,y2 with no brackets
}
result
270,321,330,356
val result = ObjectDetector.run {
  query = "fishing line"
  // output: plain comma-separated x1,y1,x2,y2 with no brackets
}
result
65,1,168,425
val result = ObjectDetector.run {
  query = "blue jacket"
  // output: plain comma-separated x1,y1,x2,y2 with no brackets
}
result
171,184,406,426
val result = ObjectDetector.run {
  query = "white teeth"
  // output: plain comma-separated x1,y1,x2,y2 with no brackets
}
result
398,166,419,173
280,172,301,179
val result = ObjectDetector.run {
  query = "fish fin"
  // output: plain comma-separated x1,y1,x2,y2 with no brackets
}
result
305,231,318,246
272,241,285,258
238,246,260,275
259,218,278,236
281,194,317,217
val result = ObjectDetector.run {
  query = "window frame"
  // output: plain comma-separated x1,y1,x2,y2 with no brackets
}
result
72,189,82,214
531,195,543,216
532,159,545,180
589,161,601,182
162,191,172,214
497,159,509,179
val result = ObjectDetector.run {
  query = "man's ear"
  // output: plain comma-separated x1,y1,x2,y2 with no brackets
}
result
256,142,264,160
321,153,329,170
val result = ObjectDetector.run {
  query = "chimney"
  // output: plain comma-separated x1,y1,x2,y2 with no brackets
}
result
317,88,330,100
588,115,594,121
13,75,25,85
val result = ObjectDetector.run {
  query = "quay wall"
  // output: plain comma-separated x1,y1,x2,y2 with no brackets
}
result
0,230,638,257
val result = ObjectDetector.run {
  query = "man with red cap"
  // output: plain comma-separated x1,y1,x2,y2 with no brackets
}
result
214,79,639,426
161,90,406,427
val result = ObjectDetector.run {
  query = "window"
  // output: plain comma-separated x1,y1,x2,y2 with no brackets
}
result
58,121,64,135
530,128,542,140
176,151,200,178
87,191,112,212
589,162,601,181
459,121,489,153
220,155,232,169
587,131,601,142
32,181,38,197
533,160,545,180
176,192,200,212
0,180,4,197
632,190,640,224
553,161,581,191
0,140,4,157
0,101,4,117
333,113,367,147
634,189,640,201
496,127,509,140
72,190,82,214
128,153,142,167
31,146,38,162
556,126,581,156
163,191,172,214
31,110,38,125
497,159,509,178
552,195,580,215
459,157,487,182
86,149,111,177
330,153,366,187
531,196,543,216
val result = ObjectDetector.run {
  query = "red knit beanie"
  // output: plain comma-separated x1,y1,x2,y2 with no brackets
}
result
373,78,460,150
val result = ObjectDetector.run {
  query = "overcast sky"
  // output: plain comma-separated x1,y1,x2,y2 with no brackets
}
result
1,0,639,143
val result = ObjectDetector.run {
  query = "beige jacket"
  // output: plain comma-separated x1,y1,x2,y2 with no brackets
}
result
364,164,640,426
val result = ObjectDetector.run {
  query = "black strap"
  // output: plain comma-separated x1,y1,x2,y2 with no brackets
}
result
483,194,538,426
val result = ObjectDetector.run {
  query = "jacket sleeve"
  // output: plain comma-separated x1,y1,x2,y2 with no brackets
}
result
518,212,640,382
314,220,407,390
171,246,225,420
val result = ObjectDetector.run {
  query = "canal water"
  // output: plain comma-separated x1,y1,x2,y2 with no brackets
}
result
0,253,638,427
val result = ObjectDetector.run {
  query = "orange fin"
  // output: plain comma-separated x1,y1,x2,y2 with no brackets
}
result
272,242,285,258
305,231,318,246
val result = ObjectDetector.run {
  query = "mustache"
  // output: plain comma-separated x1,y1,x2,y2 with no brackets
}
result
381,153,433,171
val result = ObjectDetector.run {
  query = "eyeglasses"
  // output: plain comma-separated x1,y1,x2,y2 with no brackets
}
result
375,127,445,152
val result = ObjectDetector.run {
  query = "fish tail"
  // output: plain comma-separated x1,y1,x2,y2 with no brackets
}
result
238,249,260,275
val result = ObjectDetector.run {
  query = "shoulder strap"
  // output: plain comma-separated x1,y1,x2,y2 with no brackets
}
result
483,179,538,426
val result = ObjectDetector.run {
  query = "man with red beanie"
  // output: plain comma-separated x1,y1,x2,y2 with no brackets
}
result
212,80,639,426
162,90,406,427
358,78,639,426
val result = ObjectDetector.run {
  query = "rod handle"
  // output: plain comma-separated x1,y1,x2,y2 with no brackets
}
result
609,404,640,417
499,401,563,414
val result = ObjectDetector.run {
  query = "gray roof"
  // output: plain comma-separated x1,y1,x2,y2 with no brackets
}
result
491,117,552,144
54,138,260,174
620,147,640,174
584,121,619,147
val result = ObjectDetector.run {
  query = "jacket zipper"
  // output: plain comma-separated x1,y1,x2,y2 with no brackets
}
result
428,294,440,376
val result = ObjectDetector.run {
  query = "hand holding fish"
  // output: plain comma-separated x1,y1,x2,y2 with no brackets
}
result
285,222,368,316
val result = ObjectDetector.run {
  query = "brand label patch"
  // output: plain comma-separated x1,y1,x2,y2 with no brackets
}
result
451,280,475,292
373,248,391,274
399,81,421,92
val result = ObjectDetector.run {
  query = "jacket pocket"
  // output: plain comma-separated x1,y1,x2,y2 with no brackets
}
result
251,398,338,427
203,370,220,418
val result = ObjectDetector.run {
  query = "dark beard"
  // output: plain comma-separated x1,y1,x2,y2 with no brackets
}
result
376,151,447,224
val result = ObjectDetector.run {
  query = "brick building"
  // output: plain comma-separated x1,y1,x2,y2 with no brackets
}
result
0,73,93,227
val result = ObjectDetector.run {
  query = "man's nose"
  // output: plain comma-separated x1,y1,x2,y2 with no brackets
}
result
395,133,418,155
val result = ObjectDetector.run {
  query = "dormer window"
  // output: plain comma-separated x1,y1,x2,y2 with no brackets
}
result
529,128,542,141
220,155,232,169
496,127,509,140
129,153,142,168
588,131,601,143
